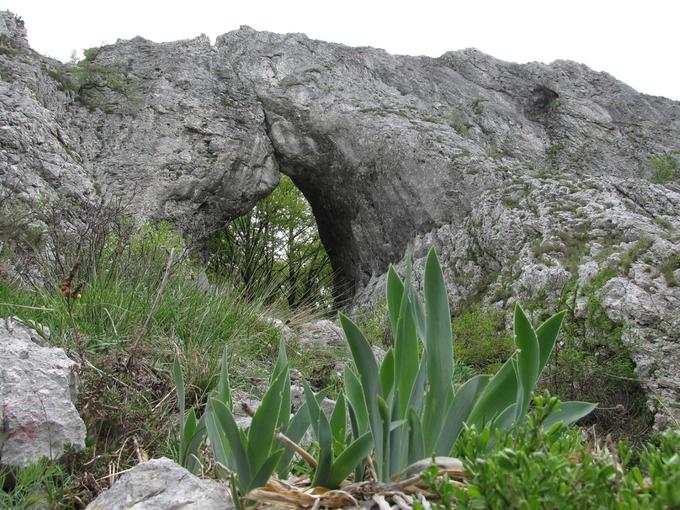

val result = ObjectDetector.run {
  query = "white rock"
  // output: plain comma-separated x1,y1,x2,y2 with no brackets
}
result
86,458,233,510
0,317,86,466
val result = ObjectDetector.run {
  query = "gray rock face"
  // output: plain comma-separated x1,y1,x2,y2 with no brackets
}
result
0,317,86,466
218,27,680,296
1,11,679,426
0,11,277,237
0,10,28,47
85,458,233,510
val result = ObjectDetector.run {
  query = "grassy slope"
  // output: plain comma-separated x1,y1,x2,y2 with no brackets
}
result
0,221,322,506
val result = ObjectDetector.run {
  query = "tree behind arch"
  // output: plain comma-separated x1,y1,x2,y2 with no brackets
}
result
207,176,333,310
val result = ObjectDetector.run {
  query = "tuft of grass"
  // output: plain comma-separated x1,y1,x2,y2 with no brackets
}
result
354,297,391,347
620,238,654,276
471,98,485,115
446,115,469,136
653,217,674,230
485,145,502,159
660,254,680,287
0,223,282,391
0,459,67,509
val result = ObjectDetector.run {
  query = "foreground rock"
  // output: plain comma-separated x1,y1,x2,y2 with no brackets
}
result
86,458,233,510
0,317,86,466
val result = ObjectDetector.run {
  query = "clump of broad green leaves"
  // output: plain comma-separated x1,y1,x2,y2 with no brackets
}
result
172,247,597,502
340,247,595,481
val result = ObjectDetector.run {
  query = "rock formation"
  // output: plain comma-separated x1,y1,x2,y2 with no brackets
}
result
85,458,233,510
0,317,86,466
1,10,678,427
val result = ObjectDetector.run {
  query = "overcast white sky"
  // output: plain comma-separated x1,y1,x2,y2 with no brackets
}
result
5,0,679,100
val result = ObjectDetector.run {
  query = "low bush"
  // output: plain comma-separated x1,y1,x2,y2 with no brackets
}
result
452,305,514,374
651,154,679,184
425,394,680,509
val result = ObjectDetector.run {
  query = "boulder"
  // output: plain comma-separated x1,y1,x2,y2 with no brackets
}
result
0,317,86,466
85,458,233,510
294,319,345,349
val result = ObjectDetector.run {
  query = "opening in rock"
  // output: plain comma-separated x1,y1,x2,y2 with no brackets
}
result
206,175,336,311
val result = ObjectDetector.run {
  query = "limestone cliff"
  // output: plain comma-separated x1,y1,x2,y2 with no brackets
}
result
1,11,678,428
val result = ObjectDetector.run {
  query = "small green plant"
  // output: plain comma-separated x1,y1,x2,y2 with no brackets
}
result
340,248,595,482
355,298,391,346
448,118,469,136
471,98,485,115
661,254,680,287
0,459,66,509
414,464,456,510
654,216,673,230
620,237,654,275
301,382,373,488
651,154,678,184
172,357,207,474
203,338,316,506
206,367,286,506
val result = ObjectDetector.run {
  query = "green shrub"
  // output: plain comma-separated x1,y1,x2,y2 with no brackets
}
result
83,46,101,62
452,305,514,374
651,154,678,184
432,395,680,509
